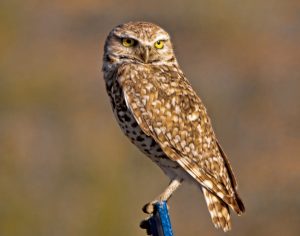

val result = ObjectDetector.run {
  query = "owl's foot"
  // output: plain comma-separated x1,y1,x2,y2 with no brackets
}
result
142,201,157,214
142,178,182,214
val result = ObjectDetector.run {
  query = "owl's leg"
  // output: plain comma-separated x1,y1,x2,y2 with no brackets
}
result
142,178,183,214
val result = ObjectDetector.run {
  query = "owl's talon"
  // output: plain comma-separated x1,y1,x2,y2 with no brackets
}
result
142,201,156,214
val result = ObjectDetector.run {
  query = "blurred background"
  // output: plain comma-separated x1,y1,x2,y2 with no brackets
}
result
0,0,299,235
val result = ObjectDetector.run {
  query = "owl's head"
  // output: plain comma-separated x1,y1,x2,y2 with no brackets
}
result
103,22,176,67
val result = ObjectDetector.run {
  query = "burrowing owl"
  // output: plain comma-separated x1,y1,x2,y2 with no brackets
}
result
102,21,245,231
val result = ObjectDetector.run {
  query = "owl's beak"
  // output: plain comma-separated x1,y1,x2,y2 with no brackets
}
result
141,46,150,63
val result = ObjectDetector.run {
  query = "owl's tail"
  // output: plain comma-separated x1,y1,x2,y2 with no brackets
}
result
202,188,231,232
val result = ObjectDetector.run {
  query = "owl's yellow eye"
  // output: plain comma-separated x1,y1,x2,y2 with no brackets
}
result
154,40,164,49
122,38,135,47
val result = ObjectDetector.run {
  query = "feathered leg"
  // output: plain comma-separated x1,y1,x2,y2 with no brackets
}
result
143,178,183,214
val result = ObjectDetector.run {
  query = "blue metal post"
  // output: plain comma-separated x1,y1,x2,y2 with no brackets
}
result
141,201,174,236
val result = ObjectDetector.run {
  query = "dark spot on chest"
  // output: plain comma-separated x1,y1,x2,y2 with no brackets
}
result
131,122,138,128
136,136,145,142
144,149,151,154
150,139,157,147
124,114,131,122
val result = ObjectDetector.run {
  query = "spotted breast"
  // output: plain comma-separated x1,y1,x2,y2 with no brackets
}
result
106,66,181,177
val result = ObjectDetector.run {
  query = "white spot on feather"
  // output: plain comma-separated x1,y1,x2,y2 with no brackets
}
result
203,180,213,189
188,112,199,121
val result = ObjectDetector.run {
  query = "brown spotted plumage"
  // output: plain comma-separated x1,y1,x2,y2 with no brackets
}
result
102,21,245,232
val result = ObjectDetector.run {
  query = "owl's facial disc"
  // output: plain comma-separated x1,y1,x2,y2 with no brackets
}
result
117,36,172,64
104,22,176,65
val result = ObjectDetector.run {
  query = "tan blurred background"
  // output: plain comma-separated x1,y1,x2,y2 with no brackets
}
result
0,0,300,235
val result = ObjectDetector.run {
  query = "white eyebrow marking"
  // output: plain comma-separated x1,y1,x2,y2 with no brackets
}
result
153,35,169,42
114,31,169,46
116,33,140,41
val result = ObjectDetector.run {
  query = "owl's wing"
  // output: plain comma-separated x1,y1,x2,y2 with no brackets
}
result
118,64,244,213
